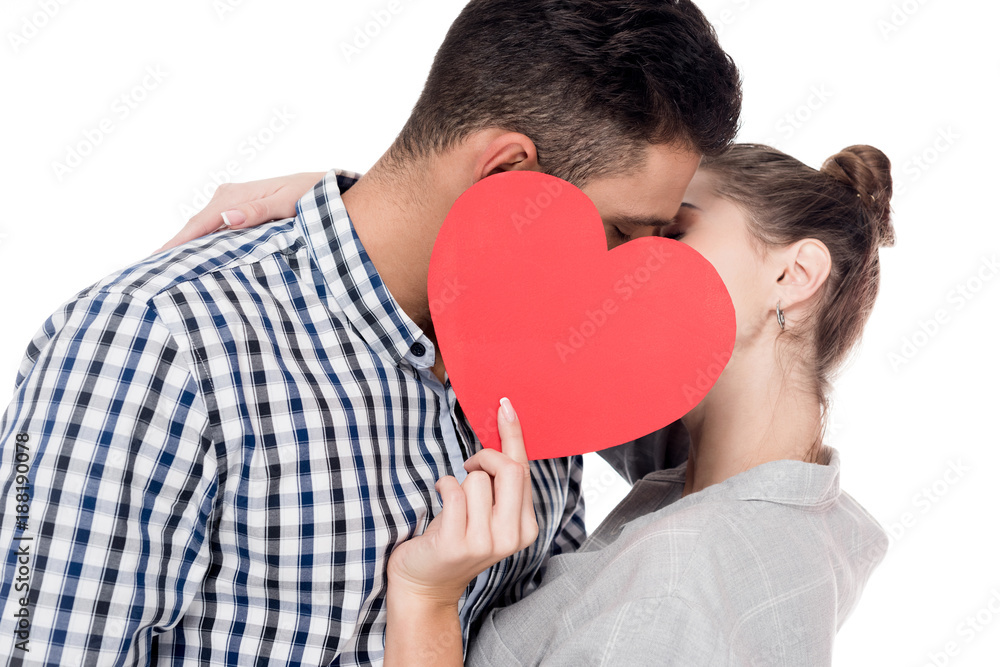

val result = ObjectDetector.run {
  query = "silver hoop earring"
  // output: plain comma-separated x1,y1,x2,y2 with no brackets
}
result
776,302,786,331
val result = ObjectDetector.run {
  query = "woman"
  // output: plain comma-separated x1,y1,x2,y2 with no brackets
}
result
167,143,894,664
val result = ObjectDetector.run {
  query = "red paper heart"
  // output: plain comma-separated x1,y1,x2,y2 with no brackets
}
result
428,171,736,460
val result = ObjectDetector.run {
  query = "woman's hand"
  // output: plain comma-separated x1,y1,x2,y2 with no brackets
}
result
388,397,538,605
384,398,537,667
155,172,326,253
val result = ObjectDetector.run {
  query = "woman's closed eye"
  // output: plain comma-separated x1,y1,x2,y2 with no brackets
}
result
661,203,699,240
658,222,686,240
660,208,696,240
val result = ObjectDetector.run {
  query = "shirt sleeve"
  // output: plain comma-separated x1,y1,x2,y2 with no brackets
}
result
467,594,730,666
597,421,690,484
0,290,218,665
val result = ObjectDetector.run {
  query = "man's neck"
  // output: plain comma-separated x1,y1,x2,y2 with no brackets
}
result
340,159,461,386
340,162,444,333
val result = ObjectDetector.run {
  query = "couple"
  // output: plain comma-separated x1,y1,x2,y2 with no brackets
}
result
0,1,889,664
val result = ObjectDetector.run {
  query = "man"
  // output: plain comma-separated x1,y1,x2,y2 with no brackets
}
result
0,0,740,664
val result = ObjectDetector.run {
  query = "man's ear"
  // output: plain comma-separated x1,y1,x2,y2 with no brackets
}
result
473,132,540,182
775,239,832,315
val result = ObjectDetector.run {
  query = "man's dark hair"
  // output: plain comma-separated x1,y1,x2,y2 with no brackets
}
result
391,0,742,185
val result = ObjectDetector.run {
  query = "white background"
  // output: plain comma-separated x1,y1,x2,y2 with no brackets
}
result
1,1,997,664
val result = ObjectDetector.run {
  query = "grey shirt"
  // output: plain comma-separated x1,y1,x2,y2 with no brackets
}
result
467,450,888,666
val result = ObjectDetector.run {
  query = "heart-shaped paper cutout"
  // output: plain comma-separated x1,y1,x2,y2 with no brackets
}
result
428,171,735,460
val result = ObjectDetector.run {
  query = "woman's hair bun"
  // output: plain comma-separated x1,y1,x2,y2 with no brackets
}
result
821,145,895,247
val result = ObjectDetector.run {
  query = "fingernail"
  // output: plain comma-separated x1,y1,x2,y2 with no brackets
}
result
221,210,247,227
500,397,517,423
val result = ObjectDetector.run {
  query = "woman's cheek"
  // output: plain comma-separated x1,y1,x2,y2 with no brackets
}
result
681,239,757,340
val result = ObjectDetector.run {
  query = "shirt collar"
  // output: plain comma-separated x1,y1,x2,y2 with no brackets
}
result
294,169,436,369
651,448,843,509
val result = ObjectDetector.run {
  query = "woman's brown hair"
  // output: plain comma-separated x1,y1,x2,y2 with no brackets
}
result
701,144,895,421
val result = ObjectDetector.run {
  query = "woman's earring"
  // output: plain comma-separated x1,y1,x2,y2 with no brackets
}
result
776,302,786,331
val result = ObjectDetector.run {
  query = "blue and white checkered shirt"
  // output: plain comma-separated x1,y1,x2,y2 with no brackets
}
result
0,170,585,666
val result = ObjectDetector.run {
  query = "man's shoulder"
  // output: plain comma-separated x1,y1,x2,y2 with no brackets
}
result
82,219,300,306
15,221,303,385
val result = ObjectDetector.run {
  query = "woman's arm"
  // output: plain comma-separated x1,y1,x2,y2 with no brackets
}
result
156,172,326,252
385,513,467,667
384,398,538,667
385,588,464,667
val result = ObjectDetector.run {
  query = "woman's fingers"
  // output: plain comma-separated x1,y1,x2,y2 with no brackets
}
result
461,471,495,556
463,398,528,475
154,172,324,253
462,398,538,553
390,404,538,607
434,476,466,543
463,445,527,537
497,398,528,463
497,398,538,546
154,183,255,252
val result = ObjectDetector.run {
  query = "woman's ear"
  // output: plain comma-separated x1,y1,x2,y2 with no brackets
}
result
473,132,540,182
775,239,832,315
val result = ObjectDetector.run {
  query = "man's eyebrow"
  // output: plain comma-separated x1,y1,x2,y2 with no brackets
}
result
608,215,678,229
609,203,700,230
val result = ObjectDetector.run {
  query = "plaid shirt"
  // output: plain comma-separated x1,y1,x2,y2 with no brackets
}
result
0,170,585,666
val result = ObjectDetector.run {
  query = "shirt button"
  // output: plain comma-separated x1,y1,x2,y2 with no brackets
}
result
411,342,426,358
